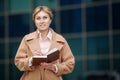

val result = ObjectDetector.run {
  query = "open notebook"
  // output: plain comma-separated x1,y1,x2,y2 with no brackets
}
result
32,48,59,66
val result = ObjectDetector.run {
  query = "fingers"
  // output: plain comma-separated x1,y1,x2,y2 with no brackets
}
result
40,63,55,72
40,63,49,67
33,50,43,56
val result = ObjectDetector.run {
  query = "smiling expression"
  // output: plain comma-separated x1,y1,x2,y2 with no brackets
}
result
35,11,51,31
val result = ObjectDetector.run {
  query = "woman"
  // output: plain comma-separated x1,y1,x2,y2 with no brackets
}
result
15,6,75,80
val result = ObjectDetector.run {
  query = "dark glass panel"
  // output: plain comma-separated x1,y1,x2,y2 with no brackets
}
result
113,34,120,54
86,0,108,3
67,38,82,55
87,36,109,55
9,0,31,13
87,59,110,71
113,58,120,73
9,64,23,80
0,16,5,38
60,0,81,6
60,9,82,33
9,14,30,37
86,5,108,31
0,42,5,59
33,0,57,9
0,0,4,12
112,3,120,30
0,64,5,80
9,42,20,59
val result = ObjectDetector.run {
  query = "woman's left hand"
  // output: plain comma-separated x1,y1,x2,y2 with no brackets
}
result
41,62,56,72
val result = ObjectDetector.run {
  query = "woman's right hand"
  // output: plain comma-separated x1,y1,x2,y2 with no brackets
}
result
33,50,43,56
29,50,43,66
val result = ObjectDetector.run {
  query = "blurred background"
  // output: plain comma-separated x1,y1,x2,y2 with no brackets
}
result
0,0,120,80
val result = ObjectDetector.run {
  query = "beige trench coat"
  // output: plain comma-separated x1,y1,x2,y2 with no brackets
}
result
15,29,75,80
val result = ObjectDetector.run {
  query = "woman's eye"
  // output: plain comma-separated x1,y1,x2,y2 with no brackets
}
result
36,16,48,20
43,16,47,19
36,17,40,20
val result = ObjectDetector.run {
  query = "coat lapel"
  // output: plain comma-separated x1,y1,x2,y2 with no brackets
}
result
27,38,40,52
25,31,41,54
49,30,64,51
49,41,57,50
25,29,65,54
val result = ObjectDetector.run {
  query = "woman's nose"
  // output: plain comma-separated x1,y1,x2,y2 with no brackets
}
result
40,18,45,23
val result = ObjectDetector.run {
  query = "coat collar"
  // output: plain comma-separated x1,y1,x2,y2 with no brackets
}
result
25,28,65,52
25,28,65,43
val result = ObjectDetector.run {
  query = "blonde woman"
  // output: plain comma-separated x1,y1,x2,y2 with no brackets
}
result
15,6,75,80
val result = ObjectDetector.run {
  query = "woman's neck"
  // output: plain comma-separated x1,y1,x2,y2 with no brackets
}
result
39,29,49,39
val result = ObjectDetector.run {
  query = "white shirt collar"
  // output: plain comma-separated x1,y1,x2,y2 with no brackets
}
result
37,29,52,41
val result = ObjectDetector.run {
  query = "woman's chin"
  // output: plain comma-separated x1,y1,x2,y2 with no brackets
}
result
38,28,48,31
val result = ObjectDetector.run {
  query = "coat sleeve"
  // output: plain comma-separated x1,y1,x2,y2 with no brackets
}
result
56,40,75,76
14,36,35,71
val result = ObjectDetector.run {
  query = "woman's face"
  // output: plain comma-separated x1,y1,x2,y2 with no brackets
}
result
35,11,51,31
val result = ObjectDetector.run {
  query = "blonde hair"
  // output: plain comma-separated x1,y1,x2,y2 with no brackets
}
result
32,6,53,21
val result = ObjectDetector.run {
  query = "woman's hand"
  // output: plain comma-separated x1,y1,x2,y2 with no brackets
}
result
29,50,43,66
33,50,43,56
41,63,56,72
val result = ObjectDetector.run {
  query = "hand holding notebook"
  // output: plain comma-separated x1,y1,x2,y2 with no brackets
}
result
32,48,59,66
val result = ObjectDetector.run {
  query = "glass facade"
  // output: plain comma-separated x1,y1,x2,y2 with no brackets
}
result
9,14,30,37
0,0,120,80
86,5,109,32
60,9,82,33
0,16,5,38
9,0,31,13
87,36,109,55
113,34,120,54
87,59,110,71
112,3,120,30
0,0,4,13
0,42,5,59
60,0,81,6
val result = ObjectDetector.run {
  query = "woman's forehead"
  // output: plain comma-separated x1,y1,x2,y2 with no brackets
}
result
35,11,49,17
